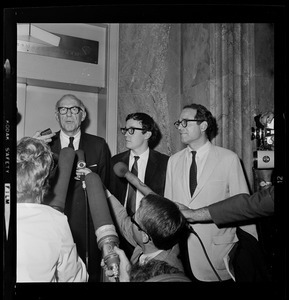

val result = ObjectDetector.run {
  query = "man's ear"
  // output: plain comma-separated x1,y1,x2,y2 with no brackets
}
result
200,121,208,132
144,130,152,141
55,111,59,123
81,110,87,122
142,231,150,244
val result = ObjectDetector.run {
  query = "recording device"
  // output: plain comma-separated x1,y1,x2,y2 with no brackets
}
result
40,128,52,136
48,147,75,212
84,172,120,281
251,114,274,169
113,162,156,196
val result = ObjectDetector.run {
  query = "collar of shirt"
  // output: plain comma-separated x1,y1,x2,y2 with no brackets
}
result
187,141,211,180
139,249,163,265
60,130,81,150
129,147,149,181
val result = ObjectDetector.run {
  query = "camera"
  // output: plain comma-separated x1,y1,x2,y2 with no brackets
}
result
251,114,274,169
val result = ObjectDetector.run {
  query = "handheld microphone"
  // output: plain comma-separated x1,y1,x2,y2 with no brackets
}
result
84,172,120,281
76,149,86,169
48,147,75,212
113,162,156,196
75,149,86,189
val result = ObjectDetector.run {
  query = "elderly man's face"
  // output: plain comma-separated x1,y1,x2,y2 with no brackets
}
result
55,96,86,136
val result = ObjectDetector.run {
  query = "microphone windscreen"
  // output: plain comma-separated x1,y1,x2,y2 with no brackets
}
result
113,162,128,178
49,147,75,211
75,149,86,168
85,172,114,230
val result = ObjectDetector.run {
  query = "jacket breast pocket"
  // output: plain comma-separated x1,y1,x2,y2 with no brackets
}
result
212,233,238,270
88,165,98,174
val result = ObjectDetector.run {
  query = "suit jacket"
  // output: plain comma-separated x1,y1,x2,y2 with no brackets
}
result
110,148,169,205
165,143,258,282
209,186,274,226
47,131,111,281
107,193,184,272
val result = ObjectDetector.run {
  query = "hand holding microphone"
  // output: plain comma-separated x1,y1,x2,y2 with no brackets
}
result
75,149,87,188
113,162,156,196
84,172,120,281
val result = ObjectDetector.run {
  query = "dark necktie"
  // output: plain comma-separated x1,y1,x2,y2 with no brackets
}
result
126,156,140,216
190,151,197,197
68,137,74,149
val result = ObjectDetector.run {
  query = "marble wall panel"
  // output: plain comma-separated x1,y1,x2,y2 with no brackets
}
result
118,23,182,155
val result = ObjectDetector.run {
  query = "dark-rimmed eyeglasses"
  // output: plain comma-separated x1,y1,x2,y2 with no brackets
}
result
121,127,143,135
58,106,83,115
174,119,205,129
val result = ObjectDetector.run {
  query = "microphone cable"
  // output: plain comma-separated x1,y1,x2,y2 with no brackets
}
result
187,224,222,282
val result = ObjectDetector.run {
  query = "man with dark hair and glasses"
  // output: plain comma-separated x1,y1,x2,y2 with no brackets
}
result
103,191,189,281
165,103,258,282
45,94,112,282
110,112,169,259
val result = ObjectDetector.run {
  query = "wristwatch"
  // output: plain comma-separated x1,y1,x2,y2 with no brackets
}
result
259,181,272,188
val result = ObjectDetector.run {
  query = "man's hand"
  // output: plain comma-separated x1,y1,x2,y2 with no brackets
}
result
101,246,131,282
75,167,92,181
32,130,55,144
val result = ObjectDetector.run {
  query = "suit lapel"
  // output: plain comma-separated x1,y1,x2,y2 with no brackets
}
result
79,133,86,151
144,149,156,185
51,131,62,154
121,151,130,166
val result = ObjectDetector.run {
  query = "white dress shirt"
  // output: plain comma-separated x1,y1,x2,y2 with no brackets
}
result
17,203,88,282
60,130,81,150
139,250,163,265
187,140,211,182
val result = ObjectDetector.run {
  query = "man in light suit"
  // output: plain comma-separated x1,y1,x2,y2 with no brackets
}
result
45,94,111,282
164,103,258,282
110,112,169,258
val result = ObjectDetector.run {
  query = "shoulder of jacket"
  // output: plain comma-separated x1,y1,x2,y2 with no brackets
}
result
169,148,186,159
81,133,108,147
150,149,169,159
213,145,238,157
111,150,129,161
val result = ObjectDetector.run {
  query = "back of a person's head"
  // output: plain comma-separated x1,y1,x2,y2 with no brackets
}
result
126,112,161,148
138,194,187,250
17,137,54,204
130,259,183,282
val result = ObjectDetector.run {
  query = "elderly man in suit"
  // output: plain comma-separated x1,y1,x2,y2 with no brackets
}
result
165,103,258,282
46,94,111,282
110,112,169,258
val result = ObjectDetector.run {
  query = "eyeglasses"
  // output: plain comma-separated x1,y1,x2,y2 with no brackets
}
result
130,215,144,232
58,106,83,115
121,127,143,135
131,214,152,242
174,119,205,129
